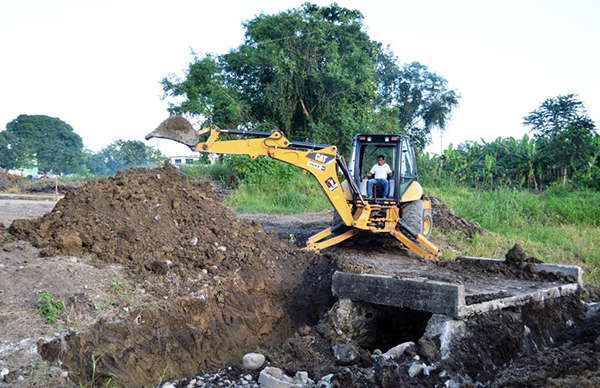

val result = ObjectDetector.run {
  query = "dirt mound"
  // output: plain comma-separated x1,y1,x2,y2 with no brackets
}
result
8,164,338,386
430,196,484,239
9,163,291,279
505,243,542,264
439,244,574,283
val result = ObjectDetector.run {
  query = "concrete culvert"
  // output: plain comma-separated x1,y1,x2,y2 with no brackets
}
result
331,299,432,352
369,307,432,353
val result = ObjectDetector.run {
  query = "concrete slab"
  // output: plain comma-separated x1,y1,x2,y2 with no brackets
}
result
332,272,463,316
332,258,582,317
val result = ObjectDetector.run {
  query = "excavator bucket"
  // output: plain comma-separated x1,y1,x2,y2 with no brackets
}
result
145,116,198,148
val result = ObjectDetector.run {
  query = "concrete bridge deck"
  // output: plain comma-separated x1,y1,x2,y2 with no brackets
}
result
332,256,582,317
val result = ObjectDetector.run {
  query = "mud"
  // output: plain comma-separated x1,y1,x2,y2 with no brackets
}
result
492,302,600,387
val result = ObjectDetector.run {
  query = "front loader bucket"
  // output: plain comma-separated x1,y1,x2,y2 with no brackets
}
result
145,116,198,148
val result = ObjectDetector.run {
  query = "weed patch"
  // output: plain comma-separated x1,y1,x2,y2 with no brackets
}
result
37,291,66,324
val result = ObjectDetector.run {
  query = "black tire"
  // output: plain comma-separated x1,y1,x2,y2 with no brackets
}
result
402,200,427,236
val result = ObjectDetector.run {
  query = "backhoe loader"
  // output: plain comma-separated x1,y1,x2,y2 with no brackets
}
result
146,116,440,260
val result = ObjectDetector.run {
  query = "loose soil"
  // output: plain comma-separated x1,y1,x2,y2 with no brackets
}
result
4,164,336,387
1,166,598,388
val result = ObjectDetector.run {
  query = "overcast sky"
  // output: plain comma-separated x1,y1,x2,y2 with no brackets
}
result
1,0,598,157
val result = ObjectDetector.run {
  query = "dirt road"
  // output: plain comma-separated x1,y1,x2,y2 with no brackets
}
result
0,199,55,226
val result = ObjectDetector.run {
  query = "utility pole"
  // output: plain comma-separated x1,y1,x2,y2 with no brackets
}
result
440,129,443,168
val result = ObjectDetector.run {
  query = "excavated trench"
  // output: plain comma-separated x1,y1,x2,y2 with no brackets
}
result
5,164,598,387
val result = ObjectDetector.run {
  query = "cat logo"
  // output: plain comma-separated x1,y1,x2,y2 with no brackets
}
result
307,152,334,165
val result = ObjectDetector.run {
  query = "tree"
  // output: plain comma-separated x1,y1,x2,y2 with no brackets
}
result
523,94,597,186
162,3,459,154
0,115,84,174
376,60,460,149
85,140,167,176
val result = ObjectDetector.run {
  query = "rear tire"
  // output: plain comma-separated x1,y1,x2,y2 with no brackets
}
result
402,200,432,238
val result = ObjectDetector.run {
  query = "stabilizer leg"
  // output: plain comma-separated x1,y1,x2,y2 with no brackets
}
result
305,227,360,251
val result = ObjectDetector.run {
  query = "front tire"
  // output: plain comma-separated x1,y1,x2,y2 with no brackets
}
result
402,200,432,238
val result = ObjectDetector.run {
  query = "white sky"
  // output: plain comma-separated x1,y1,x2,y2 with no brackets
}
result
1,0,599,157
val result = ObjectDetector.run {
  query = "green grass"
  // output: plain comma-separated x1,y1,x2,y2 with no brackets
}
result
225,172,332,214
182,160,332,214
181,162,232,184
426,182,600,282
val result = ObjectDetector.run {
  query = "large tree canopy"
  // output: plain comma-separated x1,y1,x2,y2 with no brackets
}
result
162,3,459,154
0,114,84,174
523,94,597,186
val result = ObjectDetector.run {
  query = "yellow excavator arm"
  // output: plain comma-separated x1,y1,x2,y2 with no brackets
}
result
194,125,355,225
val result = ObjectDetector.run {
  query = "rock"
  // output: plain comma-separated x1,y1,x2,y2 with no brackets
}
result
333,341,359,365
417,337,439,362
408,362,425,378
242,352,265,370
162,383,175,388
293,371,309,384
68,257,78,263
445,380,460,388
382,341,414,360
189,379,196,385
318,374,334,388
298,325,311,336
244,374,253,381
60,371,69,378
3,370,17,384
258,367,303,388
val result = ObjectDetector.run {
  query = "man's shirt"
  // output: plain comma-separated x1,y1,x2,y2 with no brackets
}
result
370,163,392,179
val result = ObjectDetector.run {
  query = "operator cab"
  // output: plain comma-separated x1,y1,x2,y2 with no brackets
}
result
348,134,417,204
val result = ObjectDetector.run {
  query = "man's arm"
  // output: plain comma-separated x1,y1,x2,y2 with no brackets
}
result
367,164,376,178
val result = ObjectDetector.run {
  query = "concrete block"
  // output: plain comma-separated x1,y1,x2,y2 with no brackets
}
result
332,271,464,317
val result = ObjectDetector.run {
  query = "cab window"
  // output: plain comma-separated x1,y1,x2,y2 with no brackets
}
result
400,140,415,194
359,144,395,178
